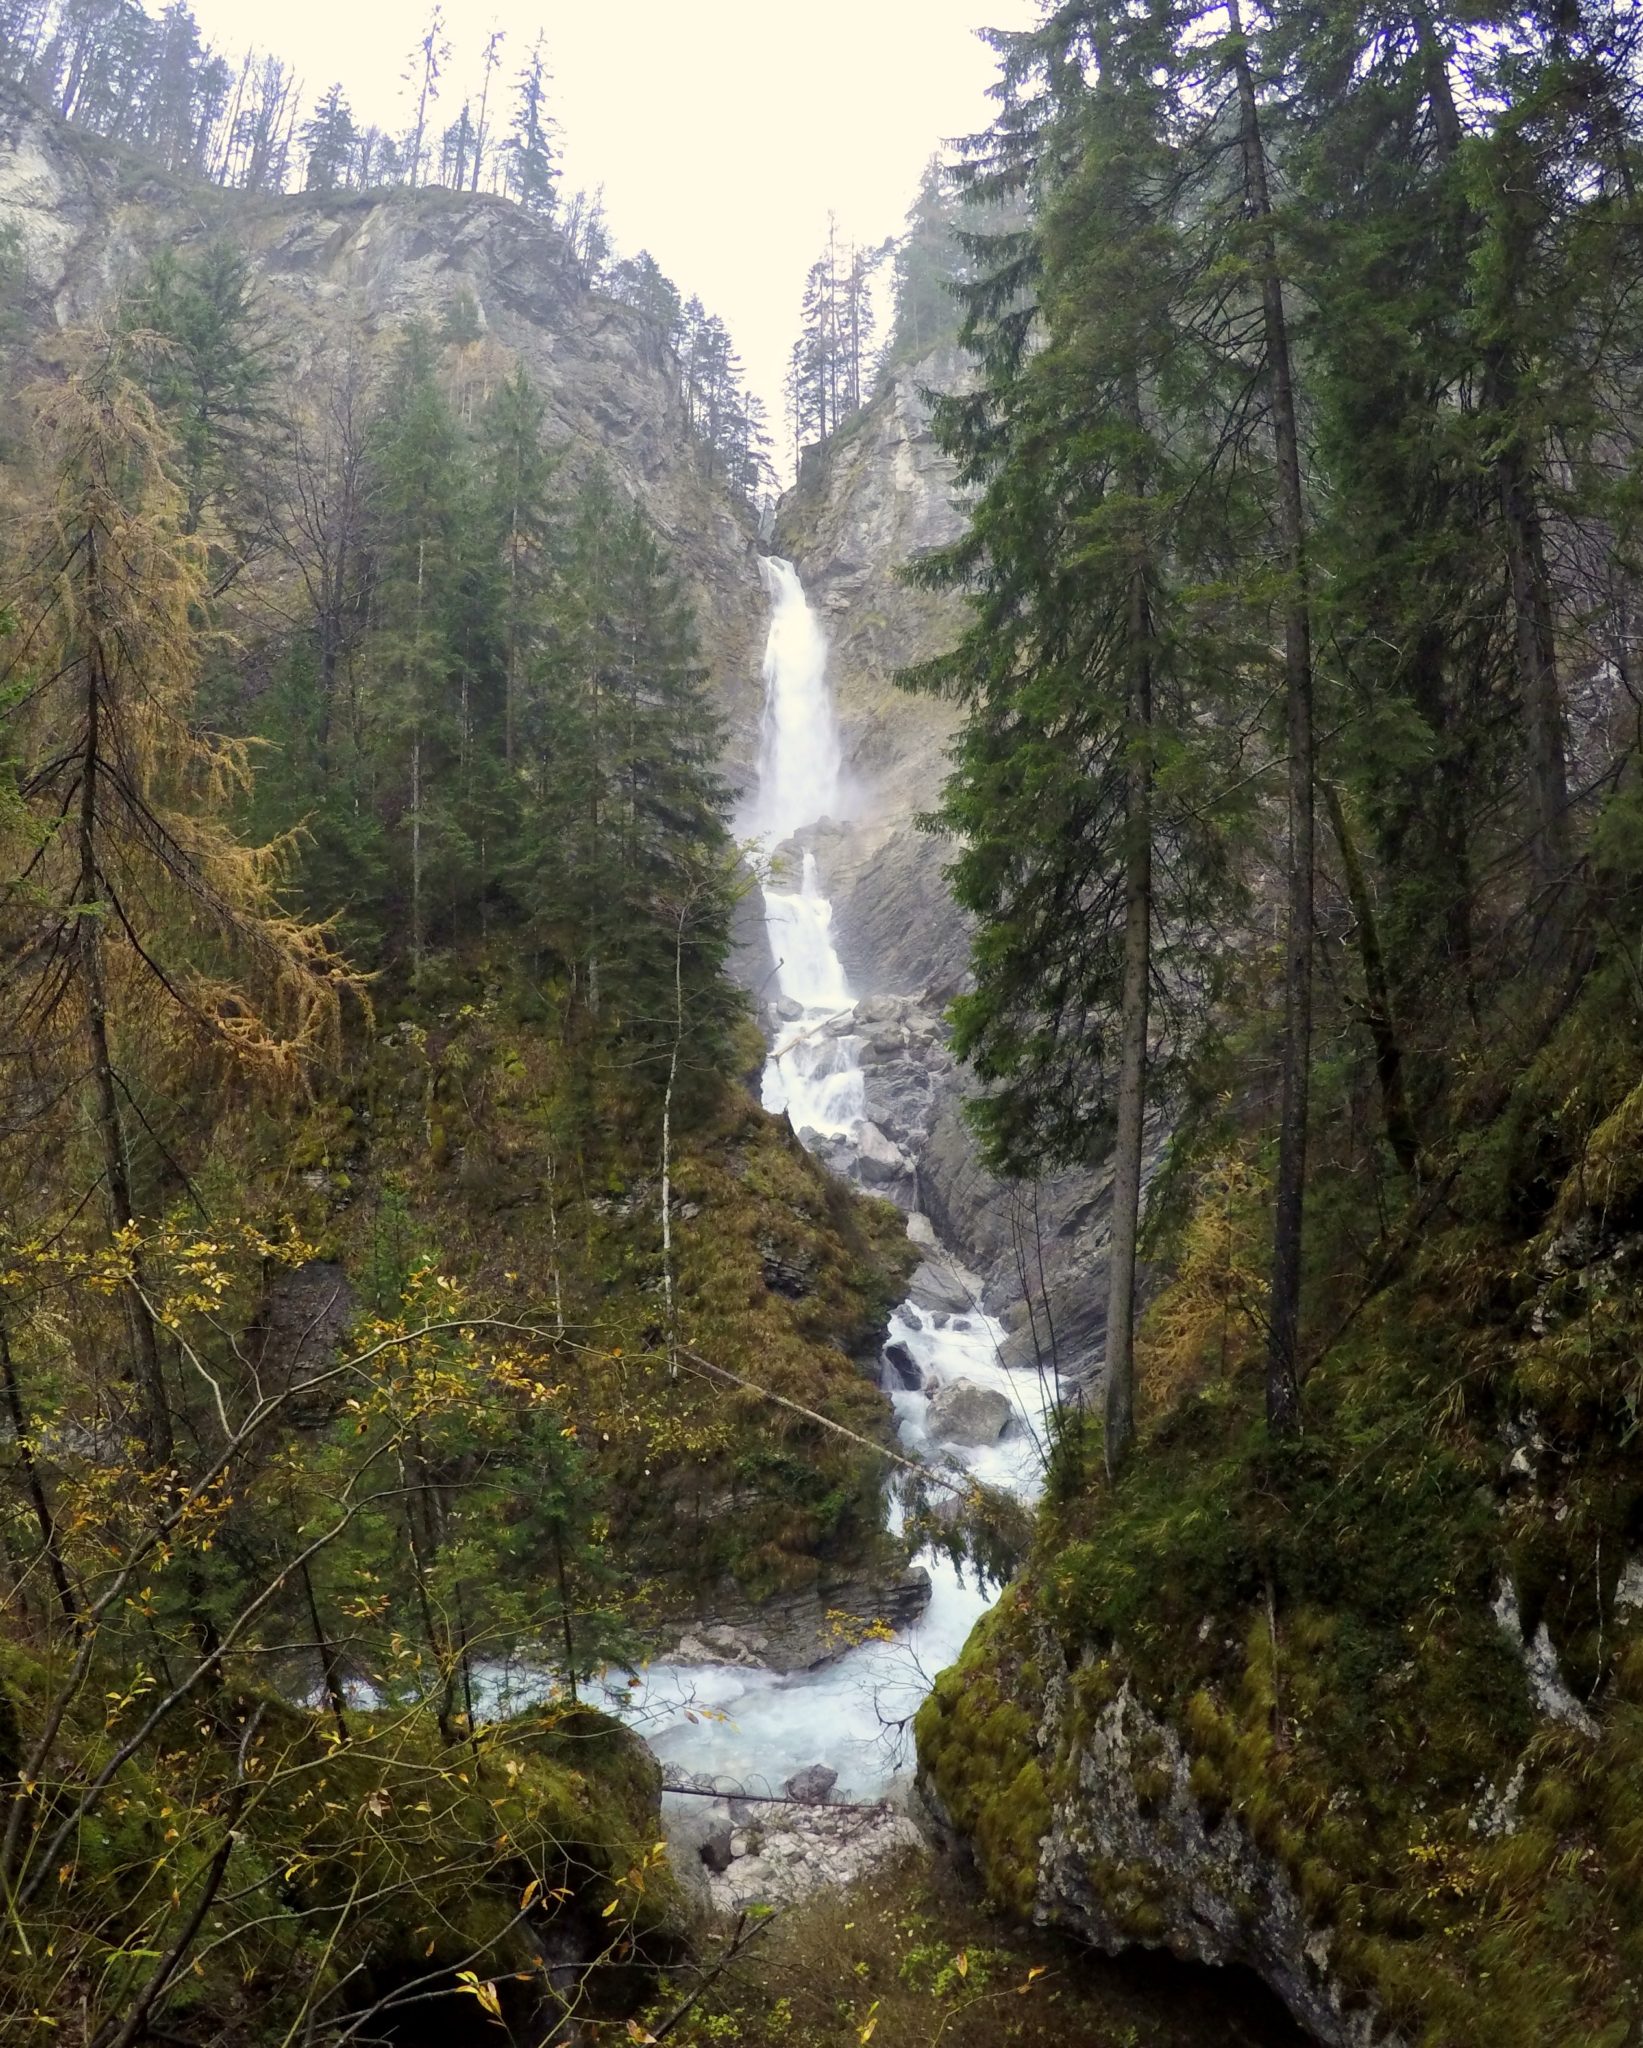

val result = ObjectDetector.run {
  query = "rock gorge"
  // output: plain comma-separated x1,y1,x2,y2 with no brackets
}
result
6,38,1643,2048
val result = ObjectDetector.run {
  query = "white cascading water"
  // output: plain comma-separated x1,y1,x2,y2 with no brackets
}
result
606,558,1060,1799
750,559,864,1137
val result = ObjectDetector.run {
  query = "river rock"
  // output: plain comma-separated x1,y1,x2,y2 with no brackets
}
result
658,1563,931,1674
855,1119,913,1187
883,1339,922,1389
699,1822,735,1874
708,1803,927,1914
906,1257,976,1315
926,1378,1011,1447
666,1624,770,1668
784,1764,838,1805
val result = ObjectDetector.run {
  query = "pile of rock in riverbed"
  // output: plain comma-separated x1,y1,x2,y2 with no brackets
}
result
661,1762,925,1913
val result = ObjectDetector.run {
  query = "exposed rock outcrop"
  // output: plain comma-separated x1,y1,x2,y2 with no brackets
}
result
661,1562,932,1675
663,1781,926,1915
916,1599,1399,2048
0,83,767,777
773,353,973,1000
768,362,1139,1386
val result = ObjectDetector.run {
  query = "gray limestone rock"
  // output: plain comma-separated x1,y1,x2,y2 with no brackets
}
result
784,1764,838,1805
906,1257,977,1316
919,1627,1400,2048
925,1379,1011,1447
657,1564,931,1676
707,1803,926,1913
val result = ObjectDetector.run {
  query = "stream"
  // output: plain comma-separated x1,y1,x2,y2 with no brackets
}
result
610,557,1058,1804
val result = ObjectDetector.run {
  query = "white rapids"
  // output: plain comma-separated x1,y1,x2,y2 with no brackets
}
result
611,556,1060,1802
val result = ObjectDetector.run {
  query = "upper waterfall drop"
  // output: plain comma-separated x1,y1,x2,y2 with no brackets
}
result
751,557,843,843
750,557,865,1138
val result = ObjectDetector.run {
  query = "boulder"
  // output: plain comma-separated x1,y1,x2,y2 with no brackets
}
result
699,1822,735,1874
926,1378,1012,1447
883,1339,922,1390
785,1764,838,1805
855,1120,912,1186
906,1257,975,1315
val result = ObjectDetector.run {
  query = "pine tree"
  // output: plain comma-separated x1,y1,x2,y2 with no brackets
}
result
478,362,560,769
363,322,471,975
888,156,965,362
125,239,280,542
518,469,735,1065
299,82,355,193
906,0,1251,1470
505,33,556,218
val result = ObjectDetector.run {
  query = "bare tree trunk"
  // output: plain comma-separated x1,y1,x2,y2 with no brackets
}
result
91,1707,264,2048
299,1558,349,1741
1228,0,1314,1438
1497,424,1572,919
554,1530,578,1705
661,903,688,1382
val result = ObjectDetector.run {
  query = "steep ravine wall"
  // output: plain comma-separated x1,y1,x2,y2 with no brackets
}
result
0,84,768,769
772,355,1123,1386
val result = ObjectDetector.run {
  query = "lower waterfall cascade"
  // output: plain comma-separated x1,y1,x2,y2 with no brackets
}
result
612,556,1060,1809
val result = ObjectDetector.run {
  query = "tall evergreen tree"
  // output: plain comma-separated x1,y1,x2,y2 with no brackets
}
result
505,32,556,217
906,0,1253,1469
299,82,355,192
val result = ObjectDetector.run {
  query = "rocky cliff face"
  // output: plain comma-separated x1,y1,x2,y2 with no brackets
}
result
772,347,971,1001
771,354,1122,1384
916,1596,1397,2048
0,85,767,762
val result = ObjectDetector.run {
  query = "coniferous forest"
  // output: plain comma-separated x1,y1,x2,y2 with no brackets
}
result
2,4,1643,2046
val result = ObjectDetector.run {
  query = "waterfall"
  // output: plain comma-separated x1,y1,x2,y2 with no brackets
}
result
605,560,1059,1804
749,558,864,1136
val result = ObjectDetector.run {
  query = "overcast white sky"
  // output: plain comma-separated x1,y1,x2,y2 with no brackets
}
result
182,0,1040,443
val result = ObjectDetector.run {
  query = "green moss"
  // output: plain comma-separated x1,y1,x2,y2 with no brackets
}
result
915,1598,1050,1915
913,951,1643,2044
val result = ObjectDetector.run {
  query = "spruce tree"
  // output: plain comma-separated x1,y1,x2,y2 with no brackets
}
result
906,0,1252,1469
125,238,279,541
505,33,556,218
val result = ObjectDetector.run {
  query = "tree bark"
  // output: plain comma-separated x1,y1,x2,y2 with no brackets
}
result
299,1558,349,1742
1497,416,1572,920
1104,418,1155,1479
1228,0,1314,1437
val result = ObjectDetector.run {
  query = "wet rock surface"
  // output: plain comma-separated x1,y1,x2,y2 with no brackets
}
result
926,1378,1012,1447
660,1564,932,1675
760,984,1158,1388
784,1764,839,1804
